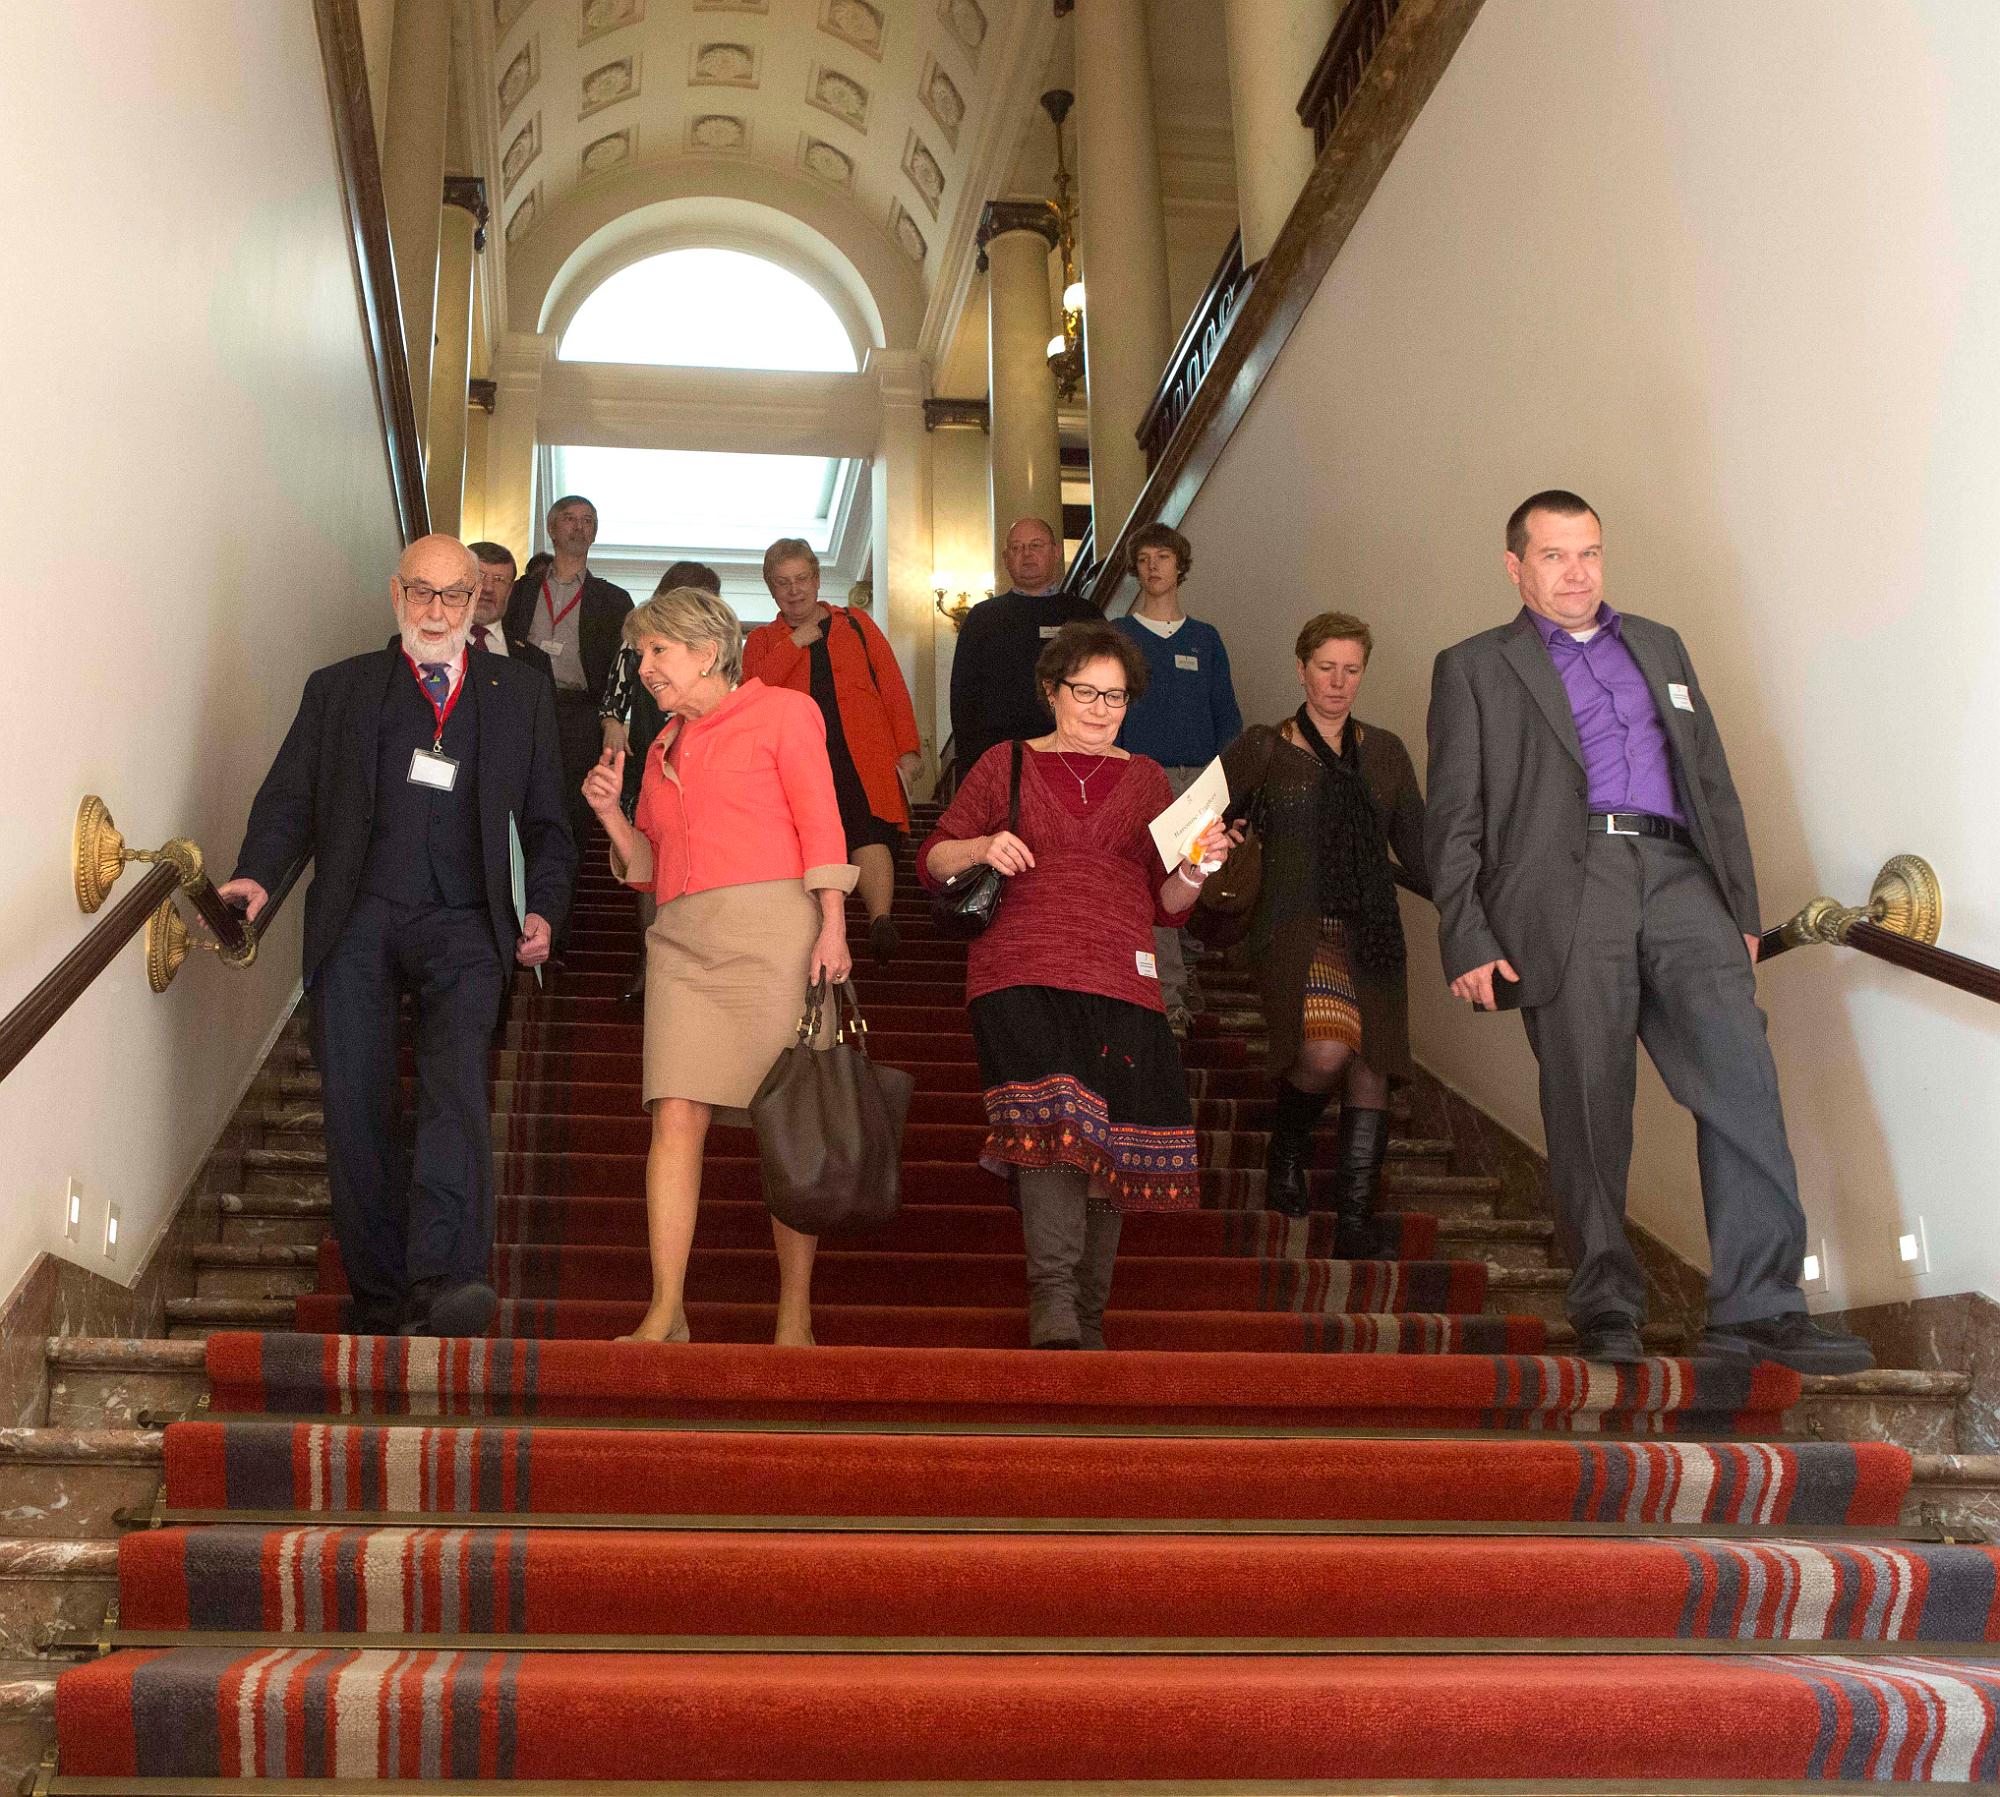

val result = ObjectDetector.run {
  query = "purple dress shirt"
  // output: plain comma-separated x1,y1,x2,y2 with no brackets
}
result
1527,604,1684,824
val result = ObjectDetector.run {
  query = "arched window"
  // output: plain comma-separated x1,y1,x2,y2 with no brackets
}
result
558,247,859,372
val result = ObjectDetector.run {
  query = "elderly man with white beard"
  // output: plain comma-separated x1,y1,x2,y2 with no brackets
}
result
218,534,575,1337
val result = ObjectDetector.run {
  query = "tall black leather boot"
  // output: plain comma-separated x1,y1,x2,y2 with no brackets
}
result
1265,1081,1333,1219
1329,1104,1392,1260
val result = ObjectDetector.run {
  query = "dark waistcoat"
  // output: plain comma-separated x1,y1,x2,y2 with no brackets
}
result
359,665,485,908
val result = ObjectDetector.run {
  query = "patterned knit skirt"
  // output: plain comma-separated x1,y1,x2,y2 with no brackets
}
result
968,985,1199,1212
1302,918,1365,1051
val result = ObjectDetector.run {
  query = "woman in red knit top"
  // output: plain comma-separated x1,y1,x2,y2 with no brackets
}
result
920,621,1239,1348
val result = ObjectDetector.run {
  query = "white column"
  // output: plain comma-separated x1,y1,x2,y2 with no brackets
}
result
977,203,1063,583
1223,0,1337,264
1074,0,1174,544
866,349,937,780
381,0,453,451
425,195,478,536
485,332,555,564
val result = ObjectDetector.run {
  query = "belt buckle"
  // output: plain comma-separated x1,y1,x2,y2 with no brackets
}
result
1603,814,1640,837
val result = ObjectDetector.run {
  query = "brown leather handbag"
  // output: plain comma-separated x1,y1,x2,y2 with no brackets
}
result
749,979,914,1235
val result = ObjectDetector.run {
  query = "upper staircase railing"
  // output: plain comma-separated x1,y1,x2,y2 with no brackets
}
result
1058,522,1098,599
0,800,306,1085
1135,232,1256,475
1298,0,1406,155
312,0,428,545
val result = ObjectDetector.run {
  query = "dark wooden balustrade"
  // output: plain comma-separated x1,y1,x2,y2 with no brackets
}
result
1299,0,1406,154
1136,233,1257,473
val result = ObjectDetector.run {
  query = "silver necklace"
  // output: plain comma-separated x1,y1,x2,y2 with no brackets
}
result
1054,748,1109,802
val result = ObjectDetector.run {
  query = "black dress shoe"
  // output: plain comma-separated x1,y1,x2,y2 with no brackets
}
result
347,1298,403,1338
1699,1312,1876,1374
869,915,900,966
400,1277,499,1339
1572,1311,1648,1365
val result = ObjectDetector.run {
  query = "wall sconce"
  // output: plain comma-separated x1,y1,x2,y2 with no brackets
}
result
933,576,992,632
1041,90,1085,404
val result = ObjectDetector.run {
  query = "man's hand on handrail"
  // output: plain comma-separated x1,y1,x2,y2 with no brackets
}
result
216,877,268,924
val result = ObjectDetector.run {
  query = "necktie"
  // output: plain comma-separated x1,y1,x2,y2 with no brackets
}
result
418,662,451,705
473,624,490,650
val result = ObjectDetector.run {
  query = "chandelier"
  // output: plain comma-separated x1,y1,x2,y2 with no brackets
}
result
1040,90,1085,403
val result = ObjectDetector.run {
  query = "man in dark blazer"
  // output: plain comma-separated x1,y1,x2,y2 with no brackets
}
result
467,540,553,684
1424,490,1870,1373
219,535,575,1338
501,494,632,934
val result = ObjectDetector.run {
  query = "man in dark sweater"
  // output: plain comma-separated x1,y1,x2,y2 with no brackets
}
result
948,516,1095,778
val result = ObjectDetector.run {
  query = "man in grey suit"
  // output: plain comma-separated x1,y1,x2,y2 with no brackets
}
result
1424,490,1871,1371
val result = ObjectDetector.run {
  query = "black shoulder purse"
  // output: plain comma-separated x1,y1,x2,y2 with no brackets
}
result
930,740,1022,939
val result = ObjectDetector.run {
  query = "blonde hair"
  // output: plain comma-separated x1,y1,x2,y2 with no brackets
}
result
623,586,744,684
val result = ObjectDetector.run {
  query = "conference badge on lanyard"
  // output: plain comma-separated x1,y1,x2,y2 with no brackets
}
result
406,653,465,791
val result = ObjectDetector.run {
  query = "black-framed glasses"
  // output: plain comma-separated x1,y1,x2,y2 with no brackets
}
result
1059,680,1130,709
400,579,476,614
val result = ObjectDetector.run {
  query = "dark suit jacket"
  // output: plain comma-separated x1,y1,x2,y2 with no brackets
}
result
493,635,555,687
501,569,633,700
1423,608,1760,1008
231,648,577,982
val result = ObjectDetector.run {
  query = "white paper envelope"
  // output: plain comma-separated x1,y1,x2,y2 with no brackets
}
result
1147,756,1230,870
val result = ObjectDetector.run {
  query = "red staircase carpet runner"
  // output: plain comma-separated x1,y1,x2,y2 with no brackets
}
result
55,821,2000,1786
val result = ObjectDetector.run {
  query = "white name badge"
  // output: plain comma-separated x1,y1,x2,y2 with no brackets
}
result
1135,950,1158,979
541,638,565,656
408,748,460,791
1667,682,1694,711
1174,653,1199,672
1039,625,1060,639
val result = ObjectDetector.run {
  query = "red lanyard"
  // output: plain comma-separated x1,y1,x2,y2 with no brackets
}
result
404,651,467,748
543,576,583,630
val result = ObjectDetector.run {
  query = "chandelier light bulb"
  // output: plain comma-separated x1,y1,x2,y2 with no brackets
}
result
1062,280,1086,314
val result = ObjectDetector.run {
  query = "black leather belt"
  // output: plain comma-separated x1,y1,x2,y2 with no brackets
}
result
1587,811,1693,849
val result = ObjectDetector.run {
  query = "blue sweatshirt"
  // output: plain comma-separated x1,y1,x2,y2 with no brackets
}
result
1113,613,1243,768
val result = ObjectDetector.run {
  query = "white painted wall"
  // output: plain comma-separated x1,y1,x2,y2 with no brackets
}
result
1180,0,2000,1312
0,6,403,1293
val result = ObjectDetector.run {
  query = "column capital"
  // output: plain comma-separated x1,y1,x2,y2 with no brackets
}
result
442,175,490,250
864,346,930,409
977,199,1061,255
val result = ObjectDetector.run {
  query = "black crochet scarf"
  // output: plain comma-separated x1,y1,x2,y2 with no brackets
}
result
1291,706,1405,972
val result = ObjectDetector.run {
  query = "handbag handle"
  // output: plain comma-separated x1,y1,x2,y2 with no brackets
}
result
794,977,876,1052
793,978,828,1046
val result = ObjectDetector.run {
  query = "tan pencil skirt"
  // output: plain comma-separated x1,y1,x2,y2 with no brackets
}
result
641,879,827,1123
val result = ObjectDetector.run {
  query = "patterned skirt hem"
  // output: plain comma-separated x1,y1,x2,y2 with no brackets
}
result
980,1073,1200,1213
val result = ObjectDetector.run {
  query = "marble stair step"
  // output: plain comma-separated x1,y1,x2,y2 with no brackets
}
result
0,1537,118,1660
44,1339,207,1431
0,1427,163,1540
1435,1217,1557,1269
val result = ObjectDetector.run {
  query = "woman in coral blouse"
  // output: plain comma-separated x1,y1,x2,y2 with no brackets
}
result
582,587,856,1346
742,537,922,965
919,621,1238,1350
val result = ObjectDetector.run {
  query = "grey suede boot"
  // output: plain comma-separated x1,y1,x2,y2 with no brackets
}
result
1074,1206,1124,1351
1018,1170,1087,1347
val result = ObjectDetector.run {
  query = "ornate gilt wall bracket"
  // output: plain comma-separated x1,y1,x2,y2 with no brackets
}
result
1771,854,1943,953
73,795,257,990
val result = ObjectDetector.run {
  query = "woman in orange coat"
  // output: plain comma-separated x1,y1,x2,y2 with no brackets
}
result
742,537,923,964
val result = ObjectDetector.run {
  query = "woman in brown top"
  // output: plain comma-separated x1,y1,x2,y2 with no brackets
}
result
1216,611,1429,1255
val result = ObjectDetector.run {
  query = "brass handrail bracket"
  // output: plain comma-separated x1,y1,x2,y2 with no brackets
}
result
73,795,204,914
1775,854,1943,952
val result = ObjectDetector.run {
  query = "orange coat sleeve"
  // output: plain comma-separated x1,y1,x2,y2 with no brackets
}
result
743,620,811,694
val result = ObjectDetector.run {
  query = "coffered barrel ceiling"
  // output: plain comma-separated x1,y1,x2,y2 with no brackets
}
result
489,0,1019,305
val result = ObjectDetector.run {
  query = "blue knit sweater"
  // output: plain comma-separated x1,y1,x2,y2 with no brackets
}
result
1113,614,1244,769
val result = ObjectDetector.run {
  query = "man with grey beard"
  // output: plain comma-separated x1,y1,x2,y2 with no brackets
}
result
219,535,574,1338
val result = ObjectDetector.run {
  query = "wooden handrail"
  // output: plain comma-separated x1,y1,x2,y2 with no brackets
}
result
0,801,310,1088
312,0,429,546
0,864,182,1085
1135,233,1256,474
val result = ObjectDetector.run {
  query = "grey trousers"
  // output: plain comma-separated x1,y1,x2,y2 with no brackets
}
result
1520,833,1808,1330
